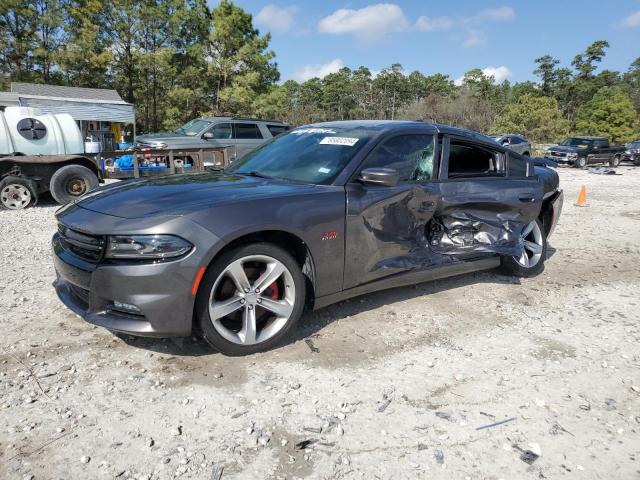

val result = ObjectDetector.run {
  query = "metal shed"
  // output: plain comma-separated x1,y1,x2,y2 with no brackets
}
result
1,83,136,150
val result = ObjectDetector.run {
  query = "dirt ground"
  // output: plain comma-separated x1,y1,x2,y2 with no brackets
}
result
1,165,639,480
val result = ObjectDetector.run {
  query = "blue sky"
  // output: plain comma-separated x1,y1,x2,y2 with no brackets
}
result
222,0,640,84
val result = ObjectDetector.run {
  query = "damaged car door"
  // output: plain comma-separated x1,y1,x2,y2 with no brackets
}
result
344,132,440,289
432,136,543,259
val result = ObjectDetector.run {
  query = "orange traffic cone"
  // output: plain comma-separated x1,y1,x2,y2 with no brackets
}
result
575,185,588,207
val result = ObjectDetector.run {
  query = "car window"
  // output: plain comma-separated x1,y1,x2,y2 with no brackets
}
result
360,134,435,183
227,127,374,185
208,123,233,139
508,153,528,177
235,123,263,139
595,140,607,148
447,141,505,179
510,136,522,145
266,124,289,136
175,119,212,136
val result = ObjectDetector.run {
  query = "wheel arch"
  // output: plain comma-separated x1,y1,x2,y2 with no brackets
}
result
198,228,317,308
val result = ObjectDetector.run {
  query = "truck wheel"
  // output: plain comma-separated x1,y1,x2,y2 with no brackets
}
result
609,155,621,168
574,157,587,168
49,164,98,205
0,176,37,210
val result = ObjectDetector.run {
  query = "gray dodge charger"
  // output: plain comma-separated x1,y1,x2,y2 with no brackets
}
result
53,121,563,356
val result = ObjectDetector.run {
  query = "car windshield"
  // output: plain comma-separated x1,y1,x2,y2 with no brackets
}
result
629,141,640,148
227,127,374,184
560,138,593,147
175,119,212,136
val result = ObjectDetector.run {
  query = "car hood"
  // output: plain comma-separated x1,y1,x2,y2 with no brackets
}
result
548,145,585,153
74,173,322,219
135,132,189,143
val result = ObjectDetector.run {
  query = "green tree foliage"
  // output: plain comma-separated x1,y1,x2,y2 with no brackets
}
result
493,94,569,143
575,86,639,143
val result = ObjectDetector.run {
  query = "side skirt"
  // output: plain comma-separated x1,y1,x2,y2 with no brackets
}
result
313,256,501,310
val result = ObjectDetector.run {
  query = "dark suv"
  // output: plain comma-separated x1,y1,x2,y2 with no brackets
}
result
545,136,625,168
53,121,563,356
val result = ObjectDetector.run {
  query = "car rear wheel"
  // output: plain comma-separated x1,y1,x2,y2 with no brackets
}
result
500,219,547,277
0,176,37,210
196,243,305,356
609,154,621,167
49,164,99,205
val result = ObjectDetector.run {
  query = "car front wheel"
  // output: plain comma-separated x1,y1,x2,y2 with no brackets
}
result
196,243,305,356
500,219,547,277
574,157,587,168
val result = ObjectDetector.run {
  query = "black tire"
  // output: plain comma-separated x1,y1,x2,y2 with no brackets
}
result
196,243,306,356
634,157,640,166
500,218,547,278
522,151,530,157
609,154,621,168
0,176,38,210
49,164,99,205
574,157,587,168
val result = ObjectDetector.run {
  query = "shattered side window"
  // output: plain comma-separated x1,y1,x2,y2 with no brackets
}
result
360,134,435,183
447,141,505,179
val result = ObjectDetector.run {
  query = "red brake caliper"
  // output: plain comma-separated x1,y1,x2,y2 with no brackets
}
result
268,280,279,300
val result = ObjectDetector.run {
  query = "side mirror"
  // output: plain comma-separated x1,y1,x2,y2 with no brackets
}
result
202,132,215,140
501,139,509,146
359,168,399,187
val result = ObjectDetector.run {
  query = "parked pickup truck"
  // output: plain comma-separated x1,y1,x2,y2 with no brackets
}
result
624,140,640,166
545,136,625,168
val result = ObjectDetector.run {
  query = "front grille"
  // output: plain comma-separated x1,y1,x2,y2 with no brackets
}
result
58,224,105,263
550,151,566,158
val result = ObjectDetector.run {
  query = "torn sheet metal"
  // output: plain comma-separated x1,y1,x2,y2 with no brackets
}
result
344,177,543,288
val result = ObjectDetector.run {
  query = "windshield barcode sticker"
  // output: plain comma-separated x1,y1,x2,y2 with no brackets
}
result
291,128,336,135
319,137,359,146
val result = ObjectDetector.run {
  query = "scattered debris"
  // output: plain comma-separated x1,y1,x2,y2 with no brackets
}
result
588,167,621,175
295,439,318,450
513,444,540,465
604,398,617,411
475,417,516,431
434,449,444,464
304,339,319,353
377,395,392,413
211,464,224,480
435,411,453,422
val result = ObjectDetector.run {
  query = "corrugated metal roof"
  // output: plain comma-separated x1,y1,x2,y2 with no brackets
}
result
20,98,135,123
0,92,21,106
11,82,126,103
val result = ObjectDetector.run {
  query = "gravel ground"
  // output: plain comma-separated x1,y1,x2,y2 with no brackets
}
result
1,166,639,480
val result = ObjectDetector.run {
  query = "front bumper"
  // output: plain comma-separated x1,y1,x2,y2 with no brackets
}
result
545,155,574,165
52,224,222,337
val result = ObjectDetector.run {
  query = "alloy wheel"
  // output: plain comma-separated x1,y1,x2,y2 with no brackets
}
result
208,255,295,345
515,221,544,268
1,184,32,210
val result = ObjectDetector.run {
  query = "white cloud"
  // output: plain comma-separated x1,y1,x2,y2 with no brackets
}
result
473,6,515,22
415,15,454,32
318,3,410,41
255,4,298,33
292,59,344,82
462,30,485,47
454,66,512,85
622,10,640,28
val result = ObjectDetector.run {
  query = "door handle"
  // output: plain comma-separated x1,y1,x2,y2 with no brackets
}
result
519,196,535,203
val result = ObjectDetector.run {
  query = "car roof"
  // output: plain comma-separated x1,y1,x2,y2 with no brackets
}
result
570,136,607,140
200,116,287,124
302,120,501,150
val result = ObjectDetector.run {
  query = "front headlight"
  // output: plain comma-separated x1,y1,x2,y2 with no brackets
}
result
153,142,167,149
105,235,192,260
567,152,578,159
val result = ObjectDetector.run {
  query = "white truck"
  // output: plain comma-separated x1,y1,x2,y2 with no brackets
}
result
0,107,101,209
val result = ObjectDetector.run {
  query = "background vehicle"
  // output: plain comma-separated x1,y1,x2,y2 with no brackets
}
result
53,121,562,356
545,136,625,168
0,107,100,209
134,117,290,164
624,140,640,165
488,134,531,156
